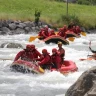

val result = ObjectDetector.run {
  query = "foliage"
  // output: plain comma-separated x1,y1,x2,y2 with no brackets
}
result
76,0,96,5
56,14,81,27
34,8,41,26
48,0,64,2
0,0,96,29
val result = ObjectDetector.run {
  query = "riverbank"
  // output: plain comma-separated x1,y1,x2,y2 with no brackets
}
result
0,0,96,29
0,20,95,35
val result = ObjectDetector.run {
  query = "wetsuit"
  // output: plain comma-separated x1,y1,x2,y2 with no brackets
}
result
89,47,96,53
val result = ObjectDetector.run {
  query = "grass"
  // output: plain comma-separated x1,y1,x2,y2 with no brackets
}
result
0,0,96,29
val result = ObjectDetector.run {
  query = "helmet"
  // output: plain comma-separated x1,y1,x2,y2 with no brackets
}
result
59,28,63,31
44,25,48,31
50,29,54,33
26,44,31,49
30,44,35,49
40,28,44,31
63,25,67,29
52,48,57,52
58,41,62,45
42,49,47,54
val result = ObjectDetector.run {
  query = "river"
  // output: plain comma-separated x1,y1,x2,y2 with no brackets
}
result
0,33,96,96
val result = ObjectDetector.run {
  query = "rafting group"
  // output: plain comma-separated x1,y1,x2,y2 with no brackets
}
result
11,41,78,74
10,23,88,74
38,23,81,40
12,42,65,70
80,41,96,61
29,22,86,44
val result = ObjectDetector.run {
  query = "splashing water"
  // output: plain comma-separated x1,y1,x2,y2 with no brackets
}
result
0,33,96,96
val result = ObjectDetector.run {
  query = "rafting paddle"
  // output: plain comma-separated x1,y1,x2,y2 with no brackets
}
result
81,32,86,36
0,58,13,60
29,36,40,42
67,37,75,42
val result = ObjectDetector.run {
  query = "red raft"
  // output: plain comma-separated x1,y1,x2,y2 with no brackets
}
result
65,31,81,38
59,60,78,74
10,60,78,75
43,35,69,45
10,60,45,74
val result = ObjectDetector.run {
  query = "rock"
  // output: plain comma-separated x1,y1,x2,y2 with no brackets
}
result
0,42,23,48
9,23,17,30
65,67,96,96
0,20,55,35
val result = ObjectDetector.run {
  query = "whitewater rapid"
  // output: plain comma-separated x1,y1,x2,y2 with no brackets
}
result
0,33,96,96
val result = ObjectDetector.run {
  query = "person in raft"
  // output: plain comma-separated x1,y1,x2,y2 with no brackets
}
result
49,29,55,36
36,49,52,69
38,28,45,39
57,41,65,63
14,44,42,62
40,25,49,39
57,25,67,39
51,48,62,69
89,46,96,58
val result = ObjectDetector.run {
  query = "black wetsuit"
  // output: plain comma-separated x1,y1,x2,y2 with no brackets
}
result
89,47,96,53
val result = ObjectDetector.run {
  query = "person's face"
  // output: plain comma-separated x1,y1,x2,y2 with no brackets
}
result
93,53,96,56
52,51,56,54
27,47,34,51
58,44,62,48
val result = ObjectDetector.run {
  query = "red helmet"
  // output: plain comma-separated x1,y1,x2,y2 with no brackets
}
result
26,44,31,49
40,28,44,31
59,28,63,31
50,29,54,33
30,44,35,49
44,25,48,31
42,49,47,54
52,48,57,52
63,25,67,29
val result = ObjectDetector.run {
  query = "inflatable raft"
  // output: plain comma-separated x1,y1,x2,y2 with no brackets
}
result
43,35,69,45
10,60,45,74
10,60,78,75
65,32,81,38
79,55,96,61
59,60,78,74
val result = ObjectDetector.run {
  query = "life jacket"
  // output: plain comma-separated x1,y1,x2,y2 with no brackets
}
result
51,53,62,69
58,48,64,57
21,49,41,61
20,50,33,61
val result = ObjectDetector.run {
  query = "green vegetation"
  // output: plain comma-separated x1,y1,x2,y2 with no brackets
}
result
77,0,96,5
0,0,96,29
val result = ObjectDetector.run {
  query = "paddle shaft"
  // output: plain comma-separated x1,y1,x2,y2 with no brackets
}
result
0,58,13,60
87,41,91,57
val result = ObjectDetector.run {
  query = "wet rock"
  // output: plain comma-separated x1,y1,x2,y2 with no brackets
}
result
9,23,17,30
0,42,23,48
0,20,54,35
65,67,96,96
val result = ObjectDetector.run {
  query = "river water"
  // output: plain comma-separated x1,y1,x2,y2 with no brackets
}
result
0,33,96,96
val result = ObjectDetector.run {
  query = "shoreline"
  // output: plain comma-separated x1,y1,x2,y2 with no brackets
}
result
0,20,95,35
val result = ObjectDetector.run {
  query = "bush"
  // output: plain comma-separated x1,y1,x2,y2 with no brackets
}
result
56,14,81,27
77,0,96,5
55,0,64,1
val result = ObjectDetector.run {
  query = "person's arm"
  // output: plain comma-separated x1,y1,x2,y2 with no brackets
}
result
42,31,48,38
36,50,42,58
14,51,23,61
58,48,65,57
89,47,96,53
38,55,50,65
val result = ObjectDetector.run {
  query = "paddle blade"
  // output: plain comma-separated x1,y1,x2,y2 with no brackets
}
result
39,66,45,73
79,58,86,61
81,32,86,36
55,32,58,35
68,37,75,42
29,36,40,42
